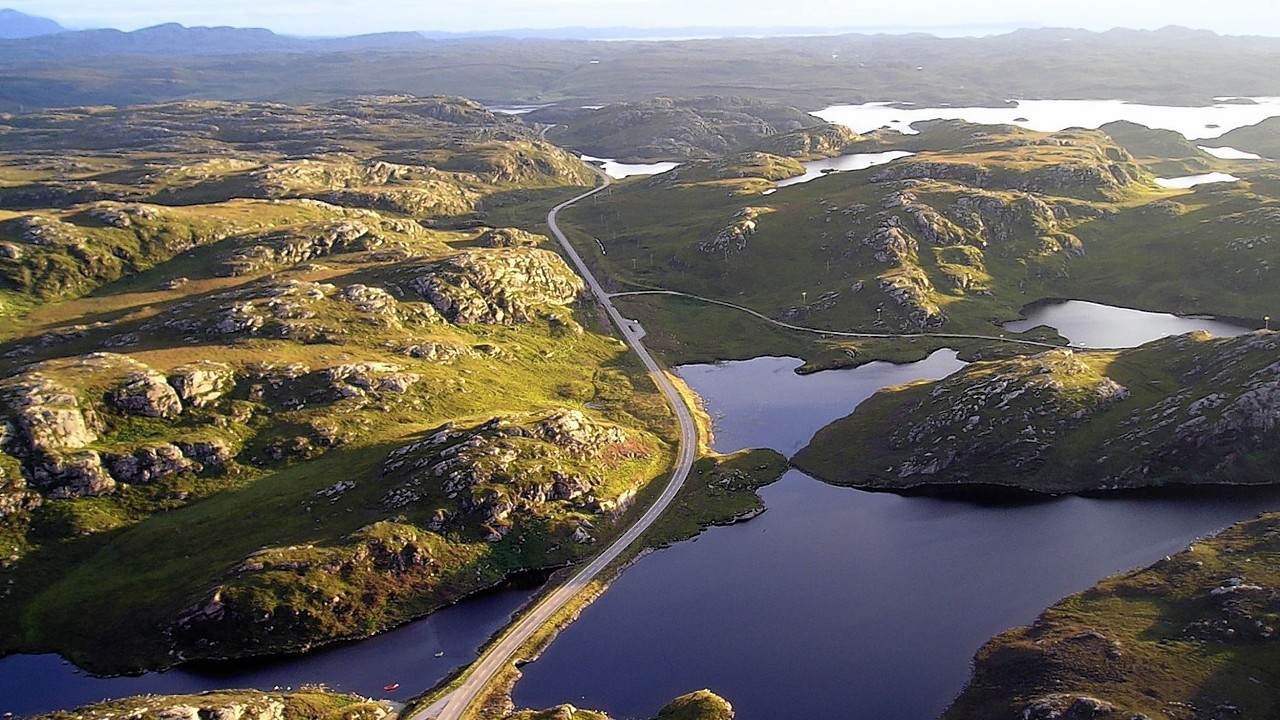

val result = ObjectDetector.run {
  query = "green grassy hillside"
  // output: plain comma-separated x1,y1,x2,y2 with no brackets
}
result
0,97,684,674
945,512,1280,719
795,331,1280,493
552,120,1280,370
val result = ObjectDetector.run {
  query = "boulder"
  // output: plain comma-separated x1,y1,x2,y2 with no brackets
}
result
29,450,116,498
0,463,42,517
110,370,184,418
168,361,235,408
104,444,199,483
0,375,100,457
176,439,234,467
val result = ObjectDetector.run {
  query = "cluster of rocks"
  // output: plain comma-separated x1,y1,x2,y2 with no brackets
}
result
1020,694,1123,720
408,247,584,325
476,227,545,248
243,360,420,414
877,268,946,329
56,696,299,720
402,341,477,363
0,462,42,517
314,182,478,217
859,215,919,265
2,214,82,247
217,220,390,277
1100,332,1280,483
157,278,433,340
699,207,766,254
754,124,860,158
0,353,237,499
1183,575,1280,643
249,157,423,196
845,180,1094,327
886,350,1129,479
169,521,442,652
83,201,164,229
884,190,969,247
380,410,632,540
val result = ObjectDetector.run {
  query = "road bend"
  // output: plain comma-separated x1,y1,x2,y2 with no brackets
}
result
419,170,699,720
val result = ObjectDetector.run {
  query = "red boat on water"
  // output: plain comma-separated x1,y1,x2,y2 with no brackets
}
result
383,683,400,692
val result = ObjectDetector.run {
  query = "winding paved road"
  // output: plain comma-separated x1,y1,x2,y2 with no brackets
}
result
415,168,1071,720
609,290,1070,350
416,170,699,720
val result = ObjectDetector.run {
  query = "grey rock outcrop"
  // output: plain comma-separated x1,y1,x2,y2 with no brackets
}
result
29,450,116,498
167,361,235,408
110,370,184,418
217,221,384,277
380,410,631,536
408,247,584,324
176,439,235,467
104,444,199,484
476,227,545,247
699,208,765,254
0,374,100,457
0,463,41,517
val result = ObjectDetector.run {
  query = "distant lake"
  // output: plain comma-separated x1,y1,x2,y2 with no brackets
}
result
1199,145,1264,160
485,105,545,115
814,97,1280,140
1154,172,1241,188
581,154,681,179
773,150,915,189
1004,299,1253,348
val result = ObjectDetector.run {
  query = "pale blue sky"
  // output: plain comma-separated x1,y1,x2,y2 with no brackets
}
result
6,0,1279,36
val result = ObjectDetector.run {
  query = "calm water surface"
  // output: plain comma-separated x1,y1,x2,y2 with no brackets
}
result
511,353,1280,720
774,150,915,189
580,155,680,179
1154,172,1241,188
1005,300,1253,348
0,582,538,716
815,98,1280,140
1198,145,1264,160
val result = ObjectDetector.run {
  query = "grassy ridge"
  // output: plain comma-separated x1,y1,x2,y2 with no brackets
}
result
946,512,1280,719
36,689,393,720
794,331,1280,493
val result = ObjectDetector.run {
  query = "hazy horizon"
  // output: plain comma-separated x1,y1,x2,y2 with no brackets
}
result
5,0,1280,38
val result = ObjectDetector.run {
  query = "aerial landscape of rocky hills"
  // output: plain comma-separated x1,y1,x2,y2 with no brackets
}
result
5,6,1280,720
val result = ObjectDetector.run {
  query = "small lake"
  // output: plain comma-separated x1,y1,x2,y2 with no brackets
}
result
511,354,1280,720
773,150,915,189
0,581,539,717
1154,172,1241,188
580,155,680,179
814,97,1280,140
485,105,546,115
1005,299,1253,348
1199,145,1264,160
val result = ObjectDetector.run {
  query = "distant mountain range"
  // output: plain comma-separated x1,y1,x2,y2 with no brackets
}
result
0,8,63,38
1,7,1041,45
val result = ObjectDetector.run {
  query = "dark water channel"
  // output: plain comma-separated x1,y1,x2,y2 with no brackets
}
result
510,351,1280,720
